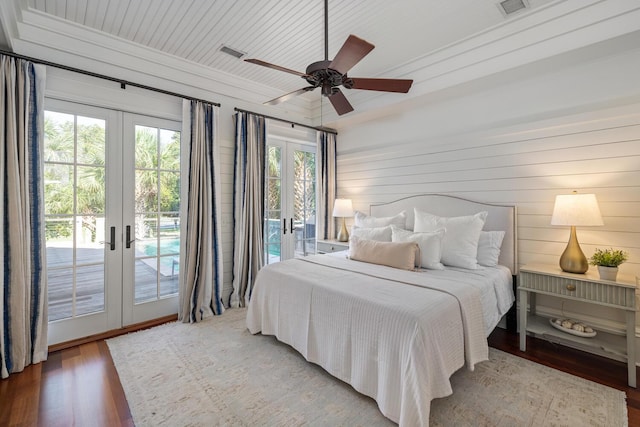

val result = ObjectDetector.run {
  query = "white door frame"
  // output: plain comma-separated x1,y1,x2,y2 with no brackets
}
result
45,99,123,345
266,137,316,262
122,113,181,326
46,100,182,344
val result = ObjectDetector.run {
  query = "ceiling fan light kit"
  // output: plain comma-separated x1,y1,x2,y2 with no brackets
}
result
245,0,413,115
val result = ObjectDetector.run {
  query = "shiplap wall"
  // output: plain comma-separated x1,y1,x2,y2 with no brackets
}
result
336,106,640,278
334,46,640,340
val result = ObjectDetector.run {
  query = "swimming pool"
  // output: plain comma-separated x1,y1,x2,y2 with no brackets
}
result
138,238,180,257
135,238,180,276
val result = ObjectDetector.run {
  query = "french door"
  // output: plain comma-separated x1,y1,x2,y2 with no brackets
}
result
264,140,316,264
44,99,182,344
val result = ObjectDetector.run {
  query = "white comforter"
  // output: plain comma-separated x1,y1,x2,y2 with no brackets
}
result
246,254,513,426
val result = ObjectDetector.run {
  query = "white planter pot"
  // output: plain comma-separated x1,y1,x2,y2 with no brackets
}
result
597,266,618,281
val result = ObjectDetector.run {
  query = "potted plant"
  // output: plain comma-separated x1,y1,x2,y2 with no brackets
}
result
589,248,629,281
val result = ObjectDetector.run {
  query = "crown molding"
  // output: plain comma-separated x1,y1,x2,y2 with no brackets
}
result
0,0,22,50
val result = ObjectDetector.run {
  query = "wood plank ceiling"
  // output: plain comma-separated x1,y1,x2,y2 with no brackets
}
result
23,0,555,97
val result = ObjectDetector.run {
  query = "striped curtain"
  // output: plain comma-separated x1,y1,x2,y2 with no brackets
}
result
316,131,337,241
230,112,265,308
1,56,48,378
178,100,224,322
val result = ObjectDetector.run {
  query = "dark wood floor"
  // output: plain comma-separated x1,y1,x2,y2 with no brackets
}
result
1,327,638,426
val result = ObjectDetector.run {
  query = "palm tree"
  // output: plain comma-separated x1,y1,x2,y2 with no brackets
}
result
134,127,181,238
267,146,281,214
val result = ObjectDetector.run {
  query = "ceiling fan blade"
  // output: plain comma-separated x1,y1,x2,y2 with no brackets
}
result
245,59,309,77
328,89,354,116
349,78,413,93
264,87,316,106
329,35,375,75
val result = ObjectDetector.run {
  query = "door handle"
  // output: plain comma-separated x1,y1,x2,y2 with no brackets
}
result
283,218,287,235
99,226,116,250
290,218,294,234
126,225,136,248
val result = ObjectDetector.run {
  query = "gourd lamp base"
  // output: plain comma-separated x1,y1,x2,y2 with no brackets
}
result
559,226,588,274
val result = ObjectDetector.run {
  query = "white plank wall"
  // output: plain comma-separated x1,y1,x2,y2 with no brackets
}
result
217,138,236,305
335,101,640,341
336,104,640,279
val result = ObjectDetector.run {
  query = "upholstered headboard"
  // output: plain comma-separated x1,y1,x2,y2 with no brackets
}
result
370,194,518,274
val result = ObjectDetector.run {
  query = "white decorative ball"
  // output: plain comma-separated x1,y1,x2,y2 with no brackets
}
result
572,323,585,332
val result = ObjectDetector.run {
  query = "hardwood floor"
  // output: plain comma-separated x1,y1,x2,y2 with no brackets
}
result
1,327,638,426
0,340,133,427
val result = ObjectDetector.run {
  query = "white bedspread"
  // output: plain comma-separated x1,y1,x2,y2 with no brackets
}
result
246,254,513,426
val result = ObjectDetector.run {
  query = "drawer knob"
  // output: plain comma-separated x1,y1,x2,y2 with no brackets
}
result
566,283,576,291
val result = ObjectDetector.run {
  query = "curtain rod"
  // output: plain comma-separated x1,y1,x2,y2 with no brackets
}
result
0,49,221,107
234,107,337,135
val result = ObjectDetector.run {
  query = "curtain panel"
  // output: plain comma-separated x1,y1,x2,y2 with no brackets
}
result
178,100,224,322
1,56,48,378
230,112,266,308
316,131,337,241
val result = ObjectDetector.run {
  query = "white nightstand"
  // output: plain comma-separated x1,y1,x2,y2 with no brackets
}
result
316,239,349,254
519,264,637,387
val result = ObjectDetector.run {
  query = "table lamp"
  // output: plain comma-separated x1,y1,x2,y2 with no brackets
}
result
551,192,603,273
332,198,353,242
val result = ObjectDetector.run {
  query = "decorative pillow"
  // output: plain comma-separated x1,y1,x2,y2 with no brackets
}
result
391,225,445,270
477,230,505,267
414,209,488,269
350,225,393,242
349,236,419,271
354,210,407,229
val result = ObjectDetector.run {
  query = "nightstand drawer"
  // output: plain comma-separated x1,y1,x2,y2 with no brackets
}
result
520,270,635,309
316,240,349,254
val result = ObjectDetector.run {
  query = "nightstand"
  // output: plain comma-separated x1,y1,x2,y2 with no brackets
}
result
519,264,637,387
316,239,349,254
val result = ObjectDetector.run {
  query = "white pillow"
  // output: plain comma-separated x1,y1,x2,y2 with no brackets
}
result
354,210,406,229
477,230,505,267
414,209,488,269
391,225,445,270
350,225,392,242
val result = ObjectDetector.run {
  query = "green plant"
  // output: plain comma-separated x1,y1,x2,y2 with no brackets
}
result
589,248,629,267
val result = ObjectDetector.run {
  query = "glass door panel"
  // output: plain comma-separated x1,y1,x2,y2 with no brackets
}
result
264,141,316,262
123,115,181,325
293,149,316,258
44,110,107,320
265,145,282,264
44,101,122,344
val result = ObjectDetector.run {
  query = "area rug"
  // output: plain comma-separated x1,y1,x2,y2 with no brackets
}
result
107,308,627,426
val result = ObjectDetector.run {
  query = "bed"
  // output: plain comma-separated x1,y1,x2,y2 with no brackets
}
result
246,194,517,426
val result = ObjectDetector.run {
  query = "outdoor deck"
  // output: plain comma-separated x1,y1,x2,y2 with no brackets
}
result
46,245,178,322
46,239,314,322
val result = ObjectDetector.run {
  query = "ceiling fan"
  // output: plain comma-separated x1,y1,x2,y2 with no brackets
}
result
244,0,413,115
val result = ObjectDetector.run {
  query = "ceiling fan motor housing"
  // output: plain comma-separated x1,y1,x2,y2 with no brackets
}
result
305,60,348,96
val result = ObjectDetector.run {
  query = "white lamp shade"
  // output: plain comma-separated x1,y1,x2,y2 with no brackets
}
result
551,193,604,226
332,198,354,217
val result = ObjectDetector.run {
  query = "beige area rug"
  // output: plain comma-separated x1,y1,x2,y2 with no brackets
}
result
107,308,627,426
